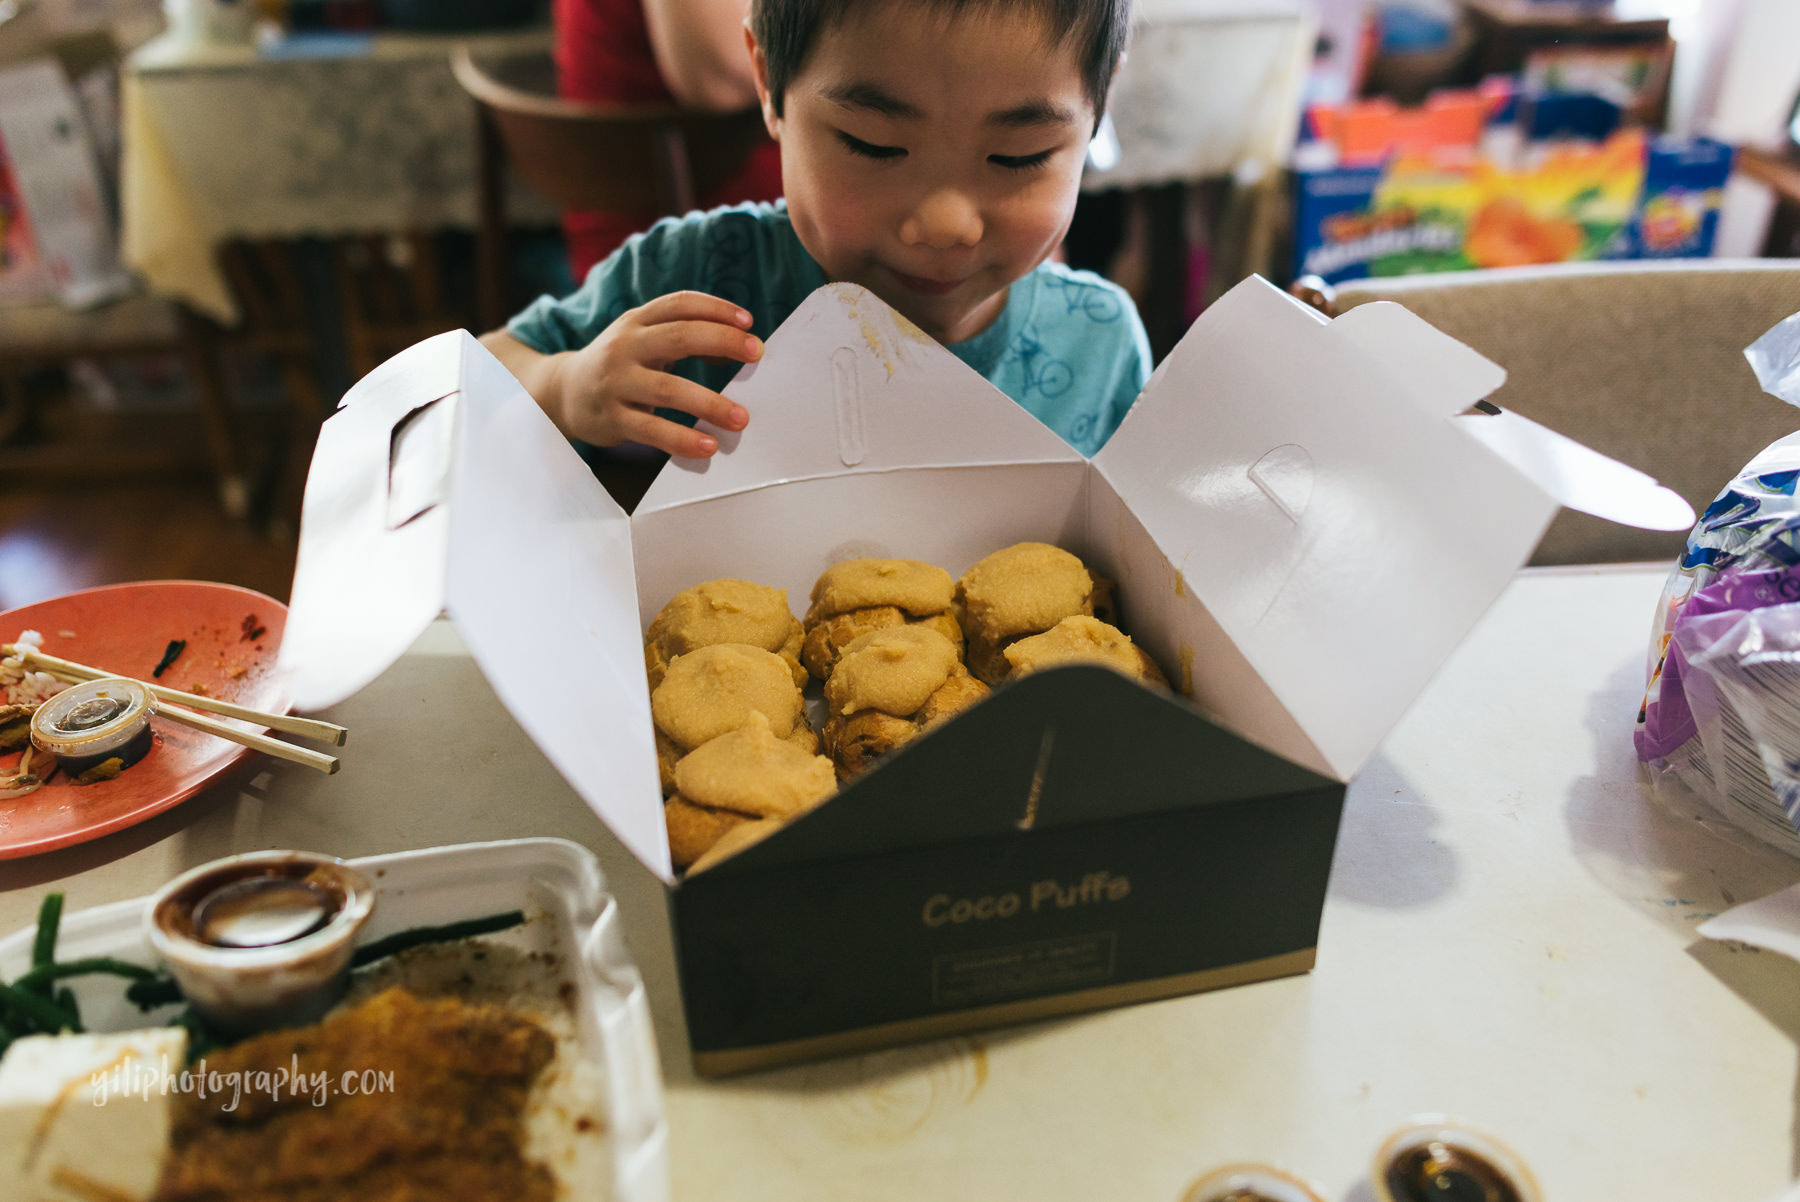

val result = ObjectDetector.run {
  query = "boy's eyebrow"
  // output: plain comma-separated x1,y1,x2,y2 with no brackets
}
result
824,82,922,119
824,84,1074,129
985,100,1076,129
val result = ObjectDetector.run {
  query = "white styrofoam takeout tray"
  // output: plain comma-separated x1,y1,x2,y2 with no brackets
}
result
0,838,668,1202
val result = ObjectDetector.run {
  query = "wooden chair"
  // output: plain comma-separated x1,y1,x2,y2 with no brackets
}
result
215,238,333,532
0,236,335,531
0,290,248,516
331,231,474,383
1300,260,1800,565
449,44,769,332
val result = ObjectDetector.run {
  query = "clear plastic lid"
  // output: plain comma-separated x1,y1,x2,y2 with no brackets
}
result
29,677,154,760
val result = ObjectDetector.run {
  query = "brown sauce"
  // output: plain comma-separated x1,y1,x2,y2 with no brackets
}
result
1384,1141,1522,1202
155,862,350,946
55,695,129,732
193,876,337,948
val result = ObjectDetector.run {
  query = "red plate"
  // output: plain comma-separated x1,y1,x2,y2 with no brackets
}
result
0,581,288,860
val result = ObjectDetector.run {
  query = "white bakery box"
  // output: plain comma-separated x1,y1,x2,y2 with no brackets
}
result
275,277,1693,1077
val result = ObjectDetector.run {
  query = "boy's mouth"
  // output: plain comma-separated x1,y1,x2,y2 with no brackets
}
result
889,269,966,297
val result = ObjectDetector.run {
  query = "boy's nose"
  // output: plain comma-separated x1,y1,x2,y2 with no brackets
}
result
900,189,983,250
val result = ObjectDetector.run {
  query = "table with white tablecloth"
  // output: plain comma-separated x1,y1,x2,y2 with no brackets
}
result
1083,0,1315,355
120,25,554,324
7,563,1799,1202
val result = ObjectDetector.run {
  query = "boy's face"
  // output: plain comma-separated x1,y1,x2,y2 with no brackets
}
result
750,4,1096,346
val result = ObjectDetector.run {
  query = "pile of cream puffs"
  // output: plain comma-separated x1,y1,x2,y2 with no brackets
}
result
644,544,1166,872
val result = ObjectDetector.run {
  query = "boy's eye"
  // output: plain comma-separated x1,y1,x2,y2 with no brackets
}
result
989,149,1056,172
838,132,906,160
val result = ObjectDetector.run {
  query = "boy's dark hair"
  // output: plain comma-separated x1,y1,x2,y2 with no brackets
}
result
751,0,1132,126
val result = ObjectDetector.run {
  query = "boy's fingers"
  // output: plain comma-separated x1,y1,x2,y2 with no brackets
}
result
626,409,721,459
631,369,749,434
640,319,763,369
638,290,753,330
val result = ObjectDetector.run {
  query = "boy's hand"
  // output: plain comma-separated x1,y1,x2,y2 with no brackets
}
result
552,291,763,458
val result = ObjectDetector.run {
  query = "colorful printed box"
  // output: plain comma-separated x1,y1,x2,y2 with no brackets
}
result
1292,132,1735,285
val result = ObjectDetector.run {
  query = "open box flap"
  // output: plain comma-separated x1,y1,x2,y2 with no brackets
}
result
279,331,465,712
1451,406,1695,530
1093,276,1564,779
279,333,670,877
634,283,1083,516
1326,300,1508,419
441,338,669,879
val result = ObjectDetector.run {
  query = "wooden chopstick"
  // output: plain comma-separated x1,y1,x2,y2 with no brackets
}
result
6,646,348,746
150,705,340,775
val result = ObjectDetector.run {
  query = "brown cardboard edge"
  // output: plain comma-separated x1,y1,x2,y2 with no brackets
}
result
690,946,1316,1078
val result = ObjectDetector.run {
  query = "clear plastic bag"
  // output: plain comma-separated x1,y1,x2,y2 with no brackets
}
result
1636,309,1800,855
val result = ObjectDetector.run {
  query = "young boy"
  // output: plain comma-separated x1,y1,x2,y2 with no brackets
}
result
482,0,1144,463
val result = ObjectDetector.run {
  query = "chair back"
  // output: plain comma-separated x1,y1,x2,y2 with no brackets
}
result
1333,260,1800,565
451,46,769,328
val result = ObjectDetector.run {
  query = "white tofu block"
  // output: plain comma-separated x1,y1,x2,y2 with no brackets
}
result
0,1027,187,1202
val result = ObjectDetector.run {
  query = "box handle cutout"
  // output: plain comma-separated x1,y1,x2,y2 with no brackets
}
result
1248,444,1314,524
831,347,866,466
386,394,457,530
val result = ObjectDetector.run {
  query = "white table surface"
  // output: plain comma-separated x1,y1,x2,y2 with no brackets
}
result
4,562,1800,1201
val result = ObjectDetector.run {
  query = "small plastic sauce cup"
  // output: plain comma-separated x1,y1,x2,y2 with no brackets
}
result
1183,1163,1328,1202
29,677,156,777
145,851,376,1034
1373,1116,1541,1202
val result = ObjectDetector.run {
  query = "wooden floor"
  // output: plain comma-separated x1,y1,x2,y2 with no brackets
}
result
0,478,300,614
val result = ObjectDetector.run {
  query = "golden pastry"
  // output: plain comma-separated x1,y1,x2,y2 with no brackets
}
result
915,667,991,726
820,626,989,781
650,643,808,794
663,713,836,871
664,795,754,873
954,542,1106,685
801,558,962,681
673,713,836,820
1003,615,1168,687
825,626,962,719
820,708,919,780
645,578,805,691
687,819,783,875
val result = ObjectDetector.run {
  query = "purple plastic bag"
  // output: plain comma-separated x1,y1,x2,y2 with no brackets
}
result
1636,309,1800,851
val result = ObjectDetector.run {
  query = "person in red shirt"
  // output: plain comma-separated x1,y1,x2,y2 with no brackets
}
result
554,0,785,280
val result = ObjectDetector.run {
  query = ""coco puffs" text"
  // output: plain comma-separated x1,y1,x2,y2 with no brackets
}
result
922,872,1130,927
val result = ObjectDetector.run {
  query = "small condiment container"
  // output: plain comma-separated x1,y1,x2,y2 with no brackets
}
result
145,850,376,1034
30,677,156,777
1373,1116,1542,1202
1183,1163,1328,1202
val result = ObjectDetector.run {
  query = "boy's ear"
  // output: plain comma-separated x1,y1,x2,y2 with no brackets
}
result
746,25,781,140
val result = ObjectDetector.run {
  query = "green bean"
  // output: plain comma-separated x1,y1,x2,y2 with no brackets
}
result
55,987,80,1030
350,910,526,968
126,976,184,1010
0,980,77,1032
30,892,62,970
14,957,157,992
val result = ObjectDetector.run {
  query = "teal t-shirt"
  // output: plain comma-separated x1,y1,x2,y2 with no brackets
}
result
506,201,1151,457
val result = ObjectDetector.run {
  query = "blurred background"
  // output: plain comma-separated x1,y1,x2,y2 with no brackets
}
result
1,0,1797,609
